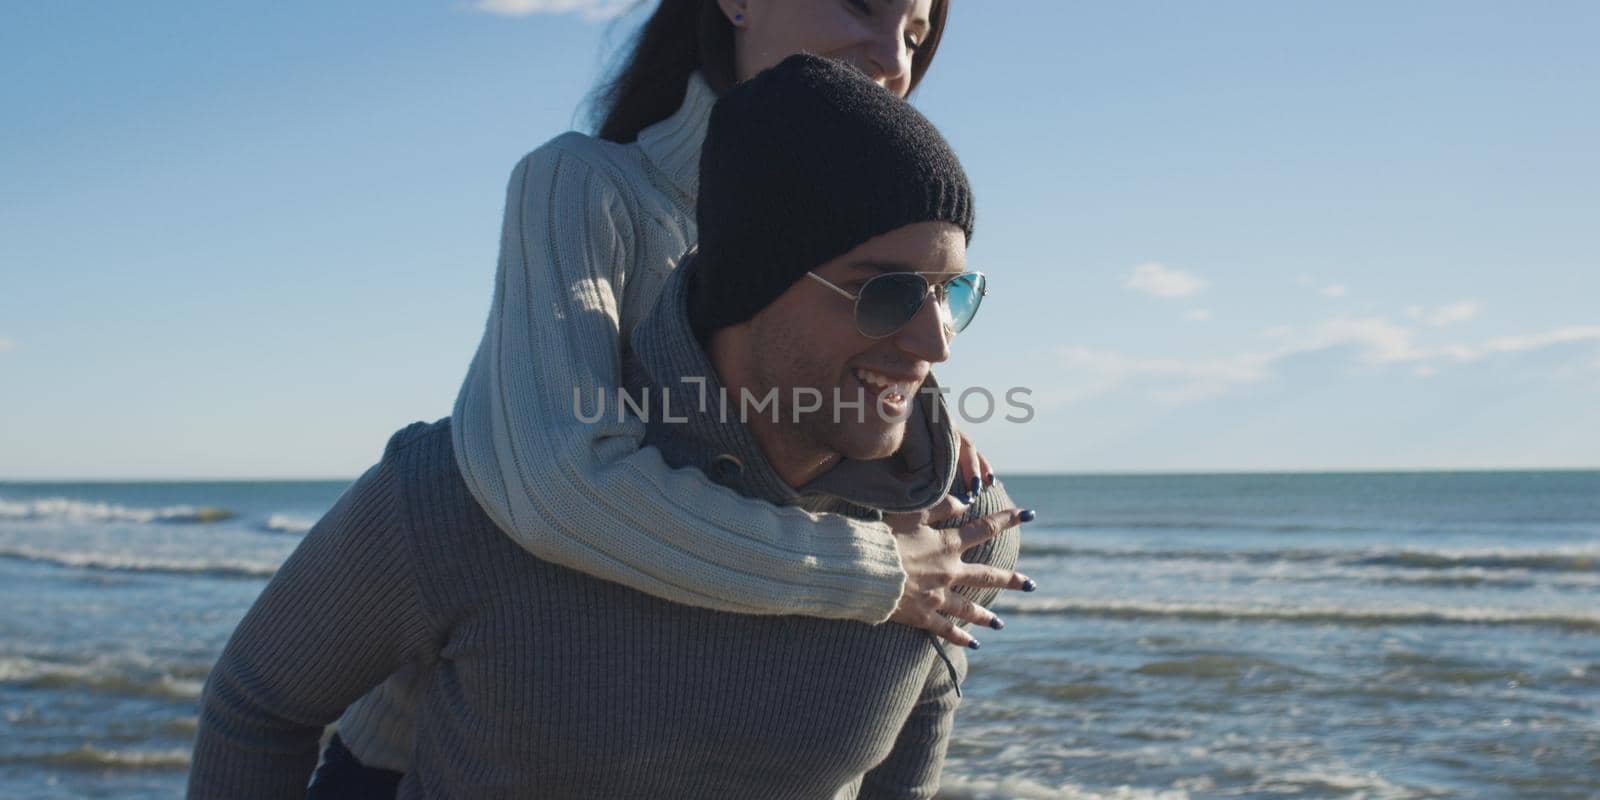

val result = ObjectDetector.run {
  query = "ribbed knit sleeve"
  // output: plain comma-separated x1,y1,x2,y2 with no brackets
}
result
451,141,906,624
187,457,438,800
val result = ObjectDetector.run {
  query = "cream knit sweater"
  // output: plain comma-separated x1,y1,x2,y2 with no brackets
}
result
449,73,908,624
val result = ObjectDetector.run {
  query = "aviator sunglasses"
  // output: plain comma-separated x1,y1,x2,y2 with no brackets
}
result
806,270,989,339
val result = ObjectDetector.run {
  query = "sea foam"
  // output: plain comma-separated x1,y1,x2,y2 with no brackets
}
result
0,497,236,525
0,545,276,579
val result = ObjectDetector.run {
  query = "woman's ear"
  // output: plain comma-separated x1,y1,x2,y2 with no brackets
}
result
716,0,751,27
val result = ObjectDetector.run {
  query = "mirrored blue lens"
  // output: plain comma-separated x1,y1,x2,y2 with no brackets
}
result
854,272,987,338
942,273,986,333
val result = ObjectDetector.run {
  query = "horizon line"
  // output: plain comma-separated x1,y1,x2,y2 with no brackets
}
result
4,465,1599,484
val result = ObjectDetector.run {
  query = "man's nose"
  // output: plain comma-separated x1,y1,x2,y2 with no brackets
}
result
893,293,951,365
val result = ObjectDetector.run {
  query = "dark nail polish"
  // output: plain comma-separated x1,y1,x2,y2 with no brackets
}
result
1019,509,1036,523
1021,579,1037,593
967,640,981,650
989,617,1005,630
955,493,971,505
970,476,982,496
984,472,995,486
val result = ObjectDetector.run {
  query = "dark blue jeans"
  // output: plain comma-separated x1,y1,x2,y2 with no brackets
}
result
305,734,403,800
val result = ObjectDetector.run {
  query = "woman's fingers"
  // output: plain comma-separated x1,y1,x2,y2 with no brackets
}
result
930,614,978,649
942,591,1004,631
955,430,984,497
957,564,1036,593
888,503,1034,645
955,508,1030,553
886,493,969,536
891,584,977,647
924,493,968,525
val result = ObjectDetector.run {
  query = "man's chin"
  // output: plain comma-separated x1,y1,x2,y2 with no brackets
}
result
831,422,907,462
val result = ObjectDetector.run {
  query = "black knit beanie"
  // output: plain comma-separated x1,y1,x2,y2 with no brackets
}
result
689,53,974,338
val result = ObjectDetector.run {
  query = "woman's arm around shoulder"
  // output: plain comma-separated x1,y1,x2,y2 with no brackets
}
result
452,140,907,623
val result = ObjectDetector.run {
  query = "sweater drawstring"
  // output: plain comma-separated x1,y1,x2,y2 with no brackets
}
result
923,630,962,698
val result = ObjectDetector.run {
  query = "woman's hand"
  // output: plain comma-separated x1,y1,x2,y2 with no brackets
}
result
884,497,1035,649
954,429,994,500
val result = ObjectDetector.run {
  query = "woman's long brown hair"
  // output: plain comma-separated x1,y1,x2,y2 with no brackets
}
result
592,0,949,143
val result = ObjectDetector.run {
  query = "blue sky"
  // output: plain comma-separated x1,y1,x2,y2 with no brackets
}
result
3,1,1597,479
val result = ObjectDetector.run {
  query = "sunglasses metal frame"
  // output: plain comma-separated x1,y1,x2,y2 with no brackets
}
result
805,270,989,339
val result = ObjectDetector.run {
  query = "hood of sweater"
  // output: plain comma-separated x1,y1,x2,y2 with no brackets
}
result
633,72,718,212
627,252,960,517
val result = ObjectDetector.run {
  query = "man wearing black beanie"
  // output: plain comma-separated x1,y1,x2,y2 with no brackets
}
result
690,53,975,339
683,52,981,484
190,53,1024,800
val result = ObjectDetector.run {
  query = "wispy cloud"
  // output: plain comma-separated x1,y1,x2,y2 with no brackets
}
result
0,337,14,353
1053,320,1600,407
1056,346,1270,406
1311,316,1415,362
467,0,634,20
1319,284,1347,298
1316,320,1600,365
1269,318,1600,368
1480,325,1600,356
1125,262,1207,298
1406,301,1482,327
1184,309,1212,322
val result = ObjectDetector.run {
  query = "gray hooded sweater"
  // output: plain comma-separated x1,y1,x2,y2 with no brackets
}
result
187,259,1020,799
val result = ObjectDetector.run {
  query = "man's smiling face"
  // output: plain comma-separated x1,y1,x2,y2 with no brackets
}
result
736,220,967,464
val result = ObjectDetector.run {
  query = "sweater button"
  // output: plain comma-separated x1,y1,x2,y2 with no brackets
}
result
710,454,744,481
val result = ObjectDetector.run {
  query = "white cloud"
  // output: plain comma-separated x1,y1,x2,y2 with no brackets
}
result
1054,346,1273,407
1322,323,1600,366
1294,316,1593,366
1422,301,1482,327
1125,262,1207,298
1481,325,1600,355
1319,284,1347,298
1184,309,1212,322
1310,316,1417,363
468,0,633,19
1051,320,1600,408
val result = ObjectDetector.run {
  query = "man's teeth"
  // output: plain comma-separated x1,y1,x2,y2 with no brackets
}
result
854,368,913,403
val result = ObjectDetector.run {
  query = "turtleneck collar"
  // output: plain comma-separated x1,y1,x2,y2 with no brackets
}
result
633,72,718,211
625,253,960,517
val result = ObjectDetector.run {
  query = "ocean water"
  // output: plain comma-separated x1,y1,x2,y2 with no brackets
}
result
1,471,1596,799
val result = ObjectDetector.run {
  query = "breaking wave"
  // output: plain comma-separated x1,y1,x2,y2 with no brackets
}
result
993,598,1600,633
0,497,236,525
0,545,276,579
1022,544,1600,574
